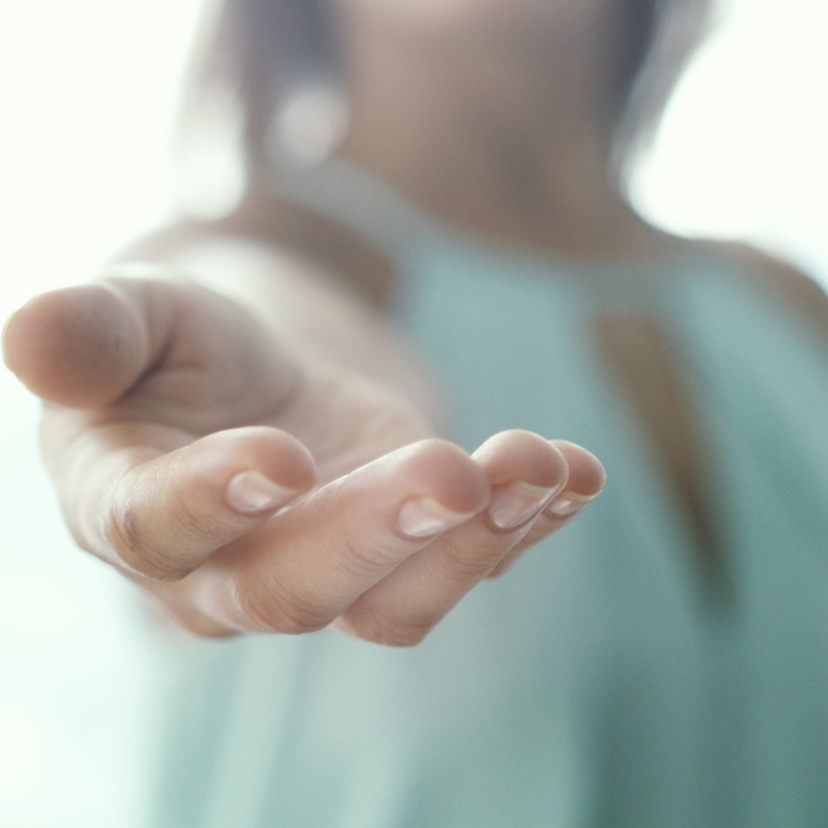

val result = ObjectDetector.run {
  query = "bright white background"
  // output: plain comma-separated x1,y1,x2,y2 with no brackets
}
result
0,1,826,825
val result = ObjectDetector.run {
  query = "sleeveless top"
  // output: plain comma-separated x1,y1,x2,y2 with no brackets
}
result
150,163,828,827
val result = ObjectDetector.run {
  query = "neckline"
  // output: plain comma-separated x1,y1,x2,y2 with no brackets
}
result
418,216,695,281
269,155,699,297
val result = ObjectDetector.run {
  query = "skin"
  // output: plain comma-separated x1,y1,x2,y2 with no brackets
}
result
334,0,679,260
2,267,604,644
5,0,823,643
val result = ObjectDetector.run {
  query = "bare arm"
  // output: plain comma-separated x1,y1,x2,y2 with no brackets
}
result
2,198,605,646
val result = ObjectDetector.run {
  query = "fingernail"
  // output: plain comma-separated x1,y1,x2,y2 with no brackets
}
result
397,497,475,539
226,471,300,514
487,481,559,530
545,491,598,519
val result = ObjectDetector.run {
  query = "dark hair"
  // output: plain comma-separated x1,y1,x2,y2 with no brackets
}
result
609,0,710,169
607,0,660,121
177,0,709,203
177,0,339,178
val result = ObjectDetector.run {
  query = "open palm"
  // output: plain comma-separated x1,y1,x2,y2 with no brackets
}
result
3,273,604,644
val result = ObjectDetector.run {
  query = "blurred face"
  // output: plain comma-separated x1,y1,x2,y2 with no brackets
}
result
332,0,637,164
334,0,606,45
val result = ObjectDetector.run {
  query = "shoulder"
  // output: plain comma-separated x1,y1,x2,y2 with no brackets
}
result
703,240,828,340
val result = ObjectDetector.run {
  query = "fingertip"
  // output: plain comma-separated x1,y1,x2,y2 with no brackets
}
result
1,283,151,407
199,426,316,505
397,438,490,516
472,429,569,489
2,303,26,375
551,439,607,497
1,296,49,379
225,470,306,514
397,496,478,539
542,440,606,521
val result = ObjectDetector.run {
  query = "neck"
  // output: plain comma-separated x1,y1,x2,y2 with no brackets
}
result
337,7,674,263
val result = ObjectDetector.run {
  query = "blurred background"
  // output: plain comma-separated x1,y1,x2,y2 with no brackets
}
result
0,1,826,825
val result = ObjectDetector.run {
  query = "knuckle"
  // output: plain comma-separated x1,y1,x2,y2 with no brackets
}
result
439,536,508,582
486,532,552,579
486,553,519,579
521,514,557,544
171,609,239,640
337,536,407,579
237,581,332,635
103,502,188,581
342,606,438,648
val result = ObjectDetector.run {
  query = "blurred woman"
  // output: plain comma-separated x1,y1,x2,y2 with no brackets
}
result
5,0,828,825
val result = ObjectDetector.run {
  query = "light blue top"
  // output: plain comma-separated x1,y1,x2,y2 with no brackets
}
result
150,165,828,827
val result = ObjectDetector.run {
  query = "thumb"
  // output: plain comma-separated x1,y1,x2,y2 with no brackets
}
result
2,273,171,408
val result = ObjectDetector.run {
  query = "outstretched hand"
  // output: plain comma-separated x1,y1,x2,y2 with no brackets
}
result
2,270,604,645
